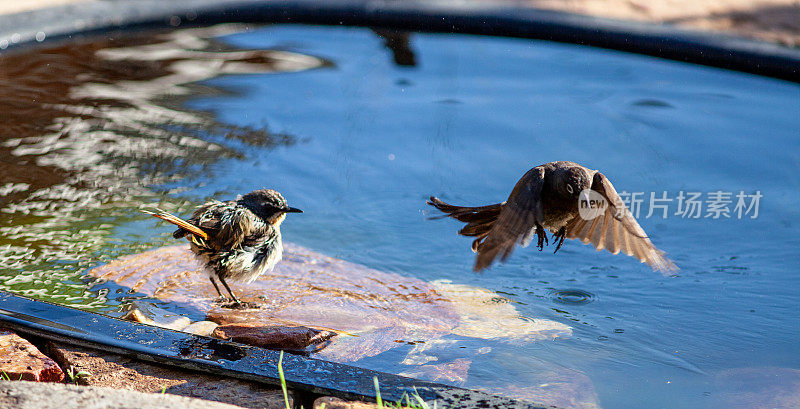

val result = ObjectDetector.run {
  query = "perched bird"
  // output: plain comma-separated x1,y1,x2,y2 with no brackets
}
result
144,189,302,307
428,161,677,274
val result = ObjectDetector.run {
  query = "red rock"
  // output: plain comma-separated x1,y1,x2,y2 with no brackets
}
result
212,323,336,351
0,328,63,382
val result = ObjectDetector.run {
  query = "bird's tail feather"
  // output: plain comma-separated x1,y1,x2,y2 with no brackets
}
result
142,208,209,241
427,197,503,252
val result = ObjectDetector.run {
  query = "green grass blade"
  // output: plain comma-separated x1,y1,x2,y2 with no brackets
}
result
278,351,291,409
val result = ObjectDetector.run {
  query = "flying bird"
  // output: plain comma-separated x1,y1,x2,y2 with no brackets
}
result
144,189,302,307
428,161,677,273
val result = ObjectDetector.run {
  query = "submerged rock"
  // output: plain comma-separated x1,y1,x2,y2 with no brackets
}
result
712,367,800,409
399,358,472,385
481,368,601,409
91,243,580,401
431,280,572,342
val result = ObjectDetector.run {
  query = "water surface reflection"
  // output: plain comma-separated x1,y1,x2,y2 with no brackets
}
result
0,25,325,308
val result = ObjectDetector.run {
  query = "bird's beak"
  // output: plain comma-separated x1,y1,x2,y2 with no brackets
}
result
285,207,303,213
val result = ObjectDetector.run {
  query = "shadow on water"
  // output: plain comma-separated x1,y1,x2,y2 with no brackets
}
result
0,25,329,310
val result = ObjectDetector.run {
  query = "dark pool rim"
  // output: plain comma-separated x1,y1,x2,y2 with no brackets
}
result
0,0,799,83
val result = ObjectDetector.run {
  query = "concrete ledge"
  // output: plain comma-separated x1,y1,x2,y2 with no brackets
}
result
0,380,250,409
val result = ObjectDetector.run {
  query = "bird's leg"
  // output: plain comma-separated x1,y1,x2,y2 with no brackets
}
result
535,223,548,251
553,227,566,254
218,276,260,309
209,277,228,302
218,276,241,306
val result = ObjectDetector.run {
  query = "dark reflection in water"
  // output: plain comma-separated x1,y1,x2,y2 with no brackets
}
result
0,25,329,309
372,29,417,67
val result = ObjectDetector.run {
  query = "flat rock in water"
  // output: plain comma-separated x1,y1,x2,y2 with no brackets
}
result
399,358,472,385
91,243,579,402
91,244,463,361
0,328,63,382
431,280,572,342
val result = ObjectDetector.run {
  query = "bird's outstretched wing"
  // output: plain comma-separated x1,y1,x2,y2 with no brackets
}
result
564,172,678,274
474,167,546,271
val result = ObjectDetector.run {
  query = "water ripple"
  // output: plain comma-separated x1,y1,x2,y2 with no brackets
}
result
548,289,596,305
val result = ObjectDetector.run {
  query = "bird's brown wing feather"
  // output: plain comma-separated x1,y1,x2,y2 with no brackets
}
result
474,167,546,271
189,201,258,249
142,209,208,240
564,172,678,274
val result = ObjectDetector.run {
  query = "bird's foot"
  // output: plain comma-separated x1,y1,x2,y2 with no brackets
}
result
536,224,548,251
552,227,566,254
214,296,230,304
220,301,262,310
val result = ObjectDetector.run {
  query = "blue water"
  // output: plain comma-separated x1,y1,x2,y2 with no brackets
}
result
181,26,800,408
1,24,799,408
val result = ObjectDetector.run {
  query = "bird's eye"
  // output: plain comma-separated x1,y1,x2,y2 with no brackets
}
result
566,184,574,194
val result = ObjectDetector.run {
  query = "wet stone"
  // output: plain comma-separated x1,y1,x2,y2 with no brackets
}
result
45,342,291,409
0,328,63,382
182,320,219,337
123,300,192,331
213,322,336,351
